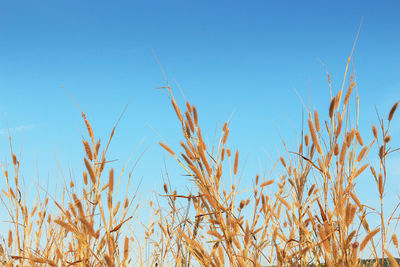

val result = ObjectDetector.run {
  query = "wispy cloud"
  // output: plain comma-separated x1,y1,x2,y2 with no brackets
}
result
0,124,37,135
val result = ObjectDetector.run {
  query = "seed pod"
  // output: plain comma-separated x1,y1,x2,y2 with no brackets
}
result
329,96,337,118
388,102,399,121
384,135,391,143
314,110,320,132
233,150,239,175
372,125,378,139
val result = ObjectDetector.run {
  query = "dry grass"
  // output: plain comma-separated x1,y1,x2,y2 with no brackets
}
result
0,55,399,267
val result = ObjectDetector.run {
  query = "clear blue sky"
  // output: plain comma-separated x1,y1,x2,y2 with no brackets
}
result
0,0,399,233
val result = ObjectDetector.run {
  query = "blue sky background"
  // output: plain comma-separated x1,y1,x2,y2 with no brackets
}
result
0,0,399,246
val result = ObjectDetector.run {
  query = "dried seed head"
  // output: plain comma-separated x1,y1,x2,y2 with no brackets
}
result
159,142,175,156
171,99,183,122
95,138,101,157
379,145,385,159
347,129,355,144
360,228,380,251
370,166,377,180
314,110,320,132
113,202,120,217
378,173,384,196
308,184,316,196
223,122,228,132
108,168,114,193
163,183,168,193
324,151,332,168
84,158,96,184
233,150,239,175
193,106,198,125
124,198,129,209
83,171,88,185
68,202,77,217
280,157,287,168
392,234,399,249
99,158,106,173
260,180,274,187
73,194,84,217
180,153,191,166
180,141,194,160
384,135,392,143
329,96,337,118
388,102,399,121
360,216,370,232
186,101,192,113
107,193,112,210
123,237,129,261
346,230,357,248
298,143,303,154
217,148,224,163
199,148,211,176
54,219,76,234
82,113,94,141
356,130,364,146
82,140,93,161
335,115,343,137
354,164,368,179
357,146,368,162
12,154,17,165
344,79,355,106
339,140,347,166
345,203,357,227
222,128,229,145
7,230,12,248
305,134,309,146
372,125,378,139
185,111,194,133
183,120,191,139
79,216,98,238
308,118,322,155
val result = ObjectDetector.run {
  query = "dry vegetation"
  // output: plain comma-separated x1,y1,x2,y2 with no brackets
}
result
0,54,399,266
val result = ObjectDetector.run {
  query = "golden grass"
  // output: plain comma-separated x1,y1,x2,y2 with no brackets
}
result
0,57,399,267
